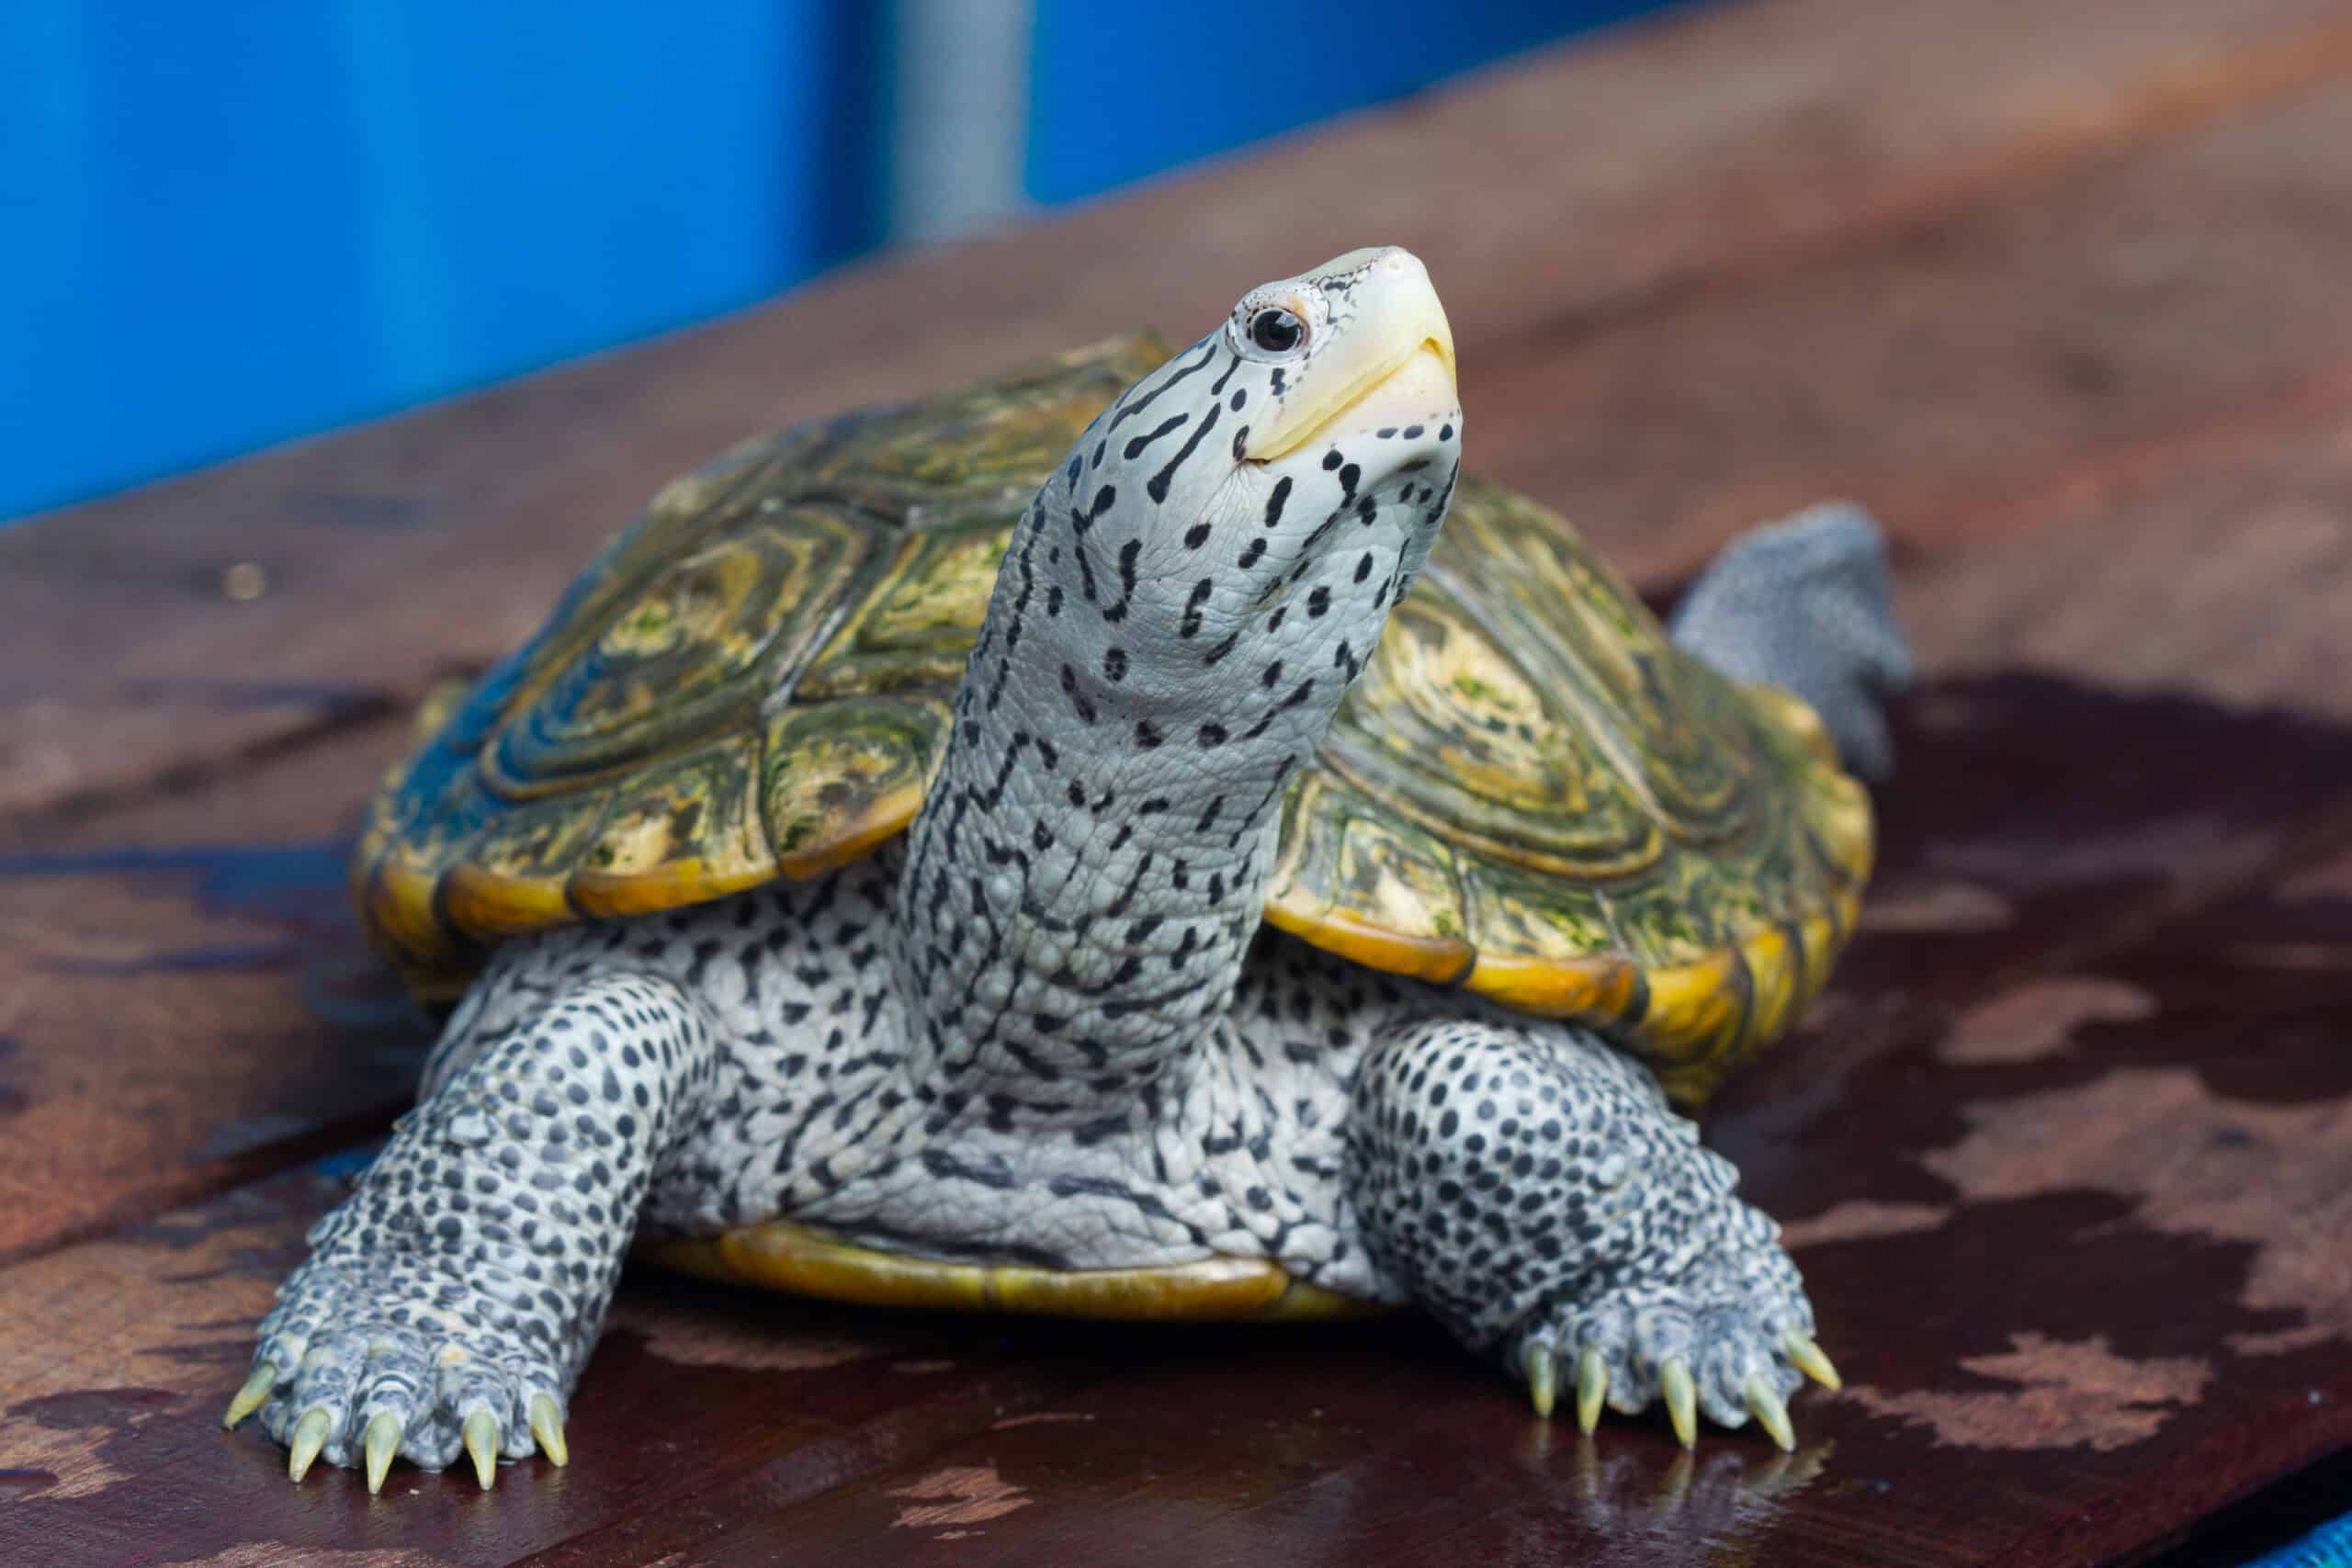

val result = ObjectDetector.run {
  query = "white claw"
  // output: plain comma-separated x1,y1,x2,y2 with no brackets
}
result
1522,1343,1557,1418
287,1408,332,1483
1745,1374,1796,1452
528,1393,569,1468
1576,1348,1608,1437
462,1409,500,1491
223,1363,277,1429
363,1412,401,1494
1784,1332,1843,1393
1661,1359,1698,1449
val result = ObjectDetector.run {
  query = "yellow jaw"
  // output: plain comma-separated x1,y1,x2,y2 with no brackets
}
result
1245,247,1459,461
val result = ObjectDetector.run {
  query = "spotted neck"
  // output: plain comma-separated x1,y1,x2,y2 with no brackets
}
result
893,462,1446,1108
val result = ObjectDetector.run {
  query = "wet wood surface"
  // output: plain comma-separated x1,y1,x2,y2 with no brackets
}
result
5,0,2351,1562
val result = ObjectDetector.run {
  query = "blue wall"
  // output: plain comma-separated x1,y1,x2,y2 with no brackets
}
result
1028,0,1666,205
1,1,883,522
2,1,1660,523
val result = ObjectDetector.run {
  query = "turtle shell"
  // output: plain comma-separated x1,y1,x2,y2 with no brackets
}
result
357,333,1870,1104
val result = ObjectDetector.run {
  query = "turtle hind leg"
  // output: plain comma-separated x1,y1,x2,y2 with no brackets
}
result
1345,1017,1829,1447
226,972,716,1492
1668,502,1915,781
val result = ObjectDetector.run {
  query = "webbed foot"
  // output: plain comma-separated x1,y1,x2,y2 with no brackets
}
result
225,971,712,1493
1510,1251,1836,1448
223,1257,571,1492
1349,1016,1836,1450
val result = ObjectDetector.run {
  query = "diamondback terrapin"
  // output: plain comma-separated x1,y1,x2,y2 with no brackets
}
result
226,248,1911,1494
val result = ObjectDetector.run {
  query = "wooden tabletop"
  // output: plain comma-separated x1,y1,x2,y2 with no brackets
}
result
7,2,2352,1562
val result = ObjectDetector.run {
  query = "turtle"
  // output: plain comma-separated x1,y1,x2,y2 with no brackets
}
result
224,247,1913,1494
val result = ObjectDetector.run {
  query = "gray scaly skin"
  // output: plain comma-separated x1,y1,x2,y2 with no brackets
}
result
227,248,1896,1491
1668,501,1915,782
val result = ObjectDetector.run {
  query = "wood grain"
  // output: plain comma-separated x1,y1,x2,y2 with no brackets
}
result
7,0,2352,819
1898,401,2352,718
0,724,424,1261
0,1171,1115,1567
1474,78,2352,578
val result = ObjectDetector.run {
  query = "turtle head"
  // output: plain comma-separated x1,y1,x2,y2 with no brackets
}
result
1228,245,1459,475
1087,245,1459,547
1043,247,1461,676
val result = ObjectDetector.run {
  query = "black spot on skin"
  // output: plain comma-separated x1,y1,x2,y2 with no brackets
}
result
1059,663,1096,724
1180,579,1214,639
1263,476,1292,529
1123,412,1189,461
1101,537,1143,624
1074,484,1116,533
1109,339,1216,431
1147,399,1221,503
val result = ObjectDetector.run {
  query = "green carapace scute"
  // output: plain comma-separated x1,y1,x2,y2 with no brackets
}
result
355,333,1871,1104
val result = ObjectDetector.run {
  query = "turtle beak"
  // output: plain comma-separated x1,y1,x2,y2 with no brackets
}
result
1246,248,1458,463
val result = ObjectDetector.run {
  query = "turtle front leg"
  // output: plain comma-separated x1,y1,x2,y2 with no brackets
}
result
1345,1018,1835,1447
224,973,717,1492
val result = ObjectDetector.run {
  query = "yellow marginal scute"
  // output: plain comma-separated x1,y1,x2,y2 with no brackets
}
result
1636,946,1752,1065
1262,892,1476,986
365,850,464,975
643,1223,1389,1322
1786,739,1875,888
773,782,926,880
1745,682,1839,769
440,862,577,941
1461,950,1643,1022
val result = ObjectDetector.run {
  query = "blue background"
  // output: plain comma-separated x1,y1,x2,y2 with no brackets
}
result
0,0,1664,523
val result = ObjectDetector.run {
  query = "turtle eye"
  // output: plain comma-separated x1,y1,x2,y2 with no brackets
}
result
1249,307,1306,355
